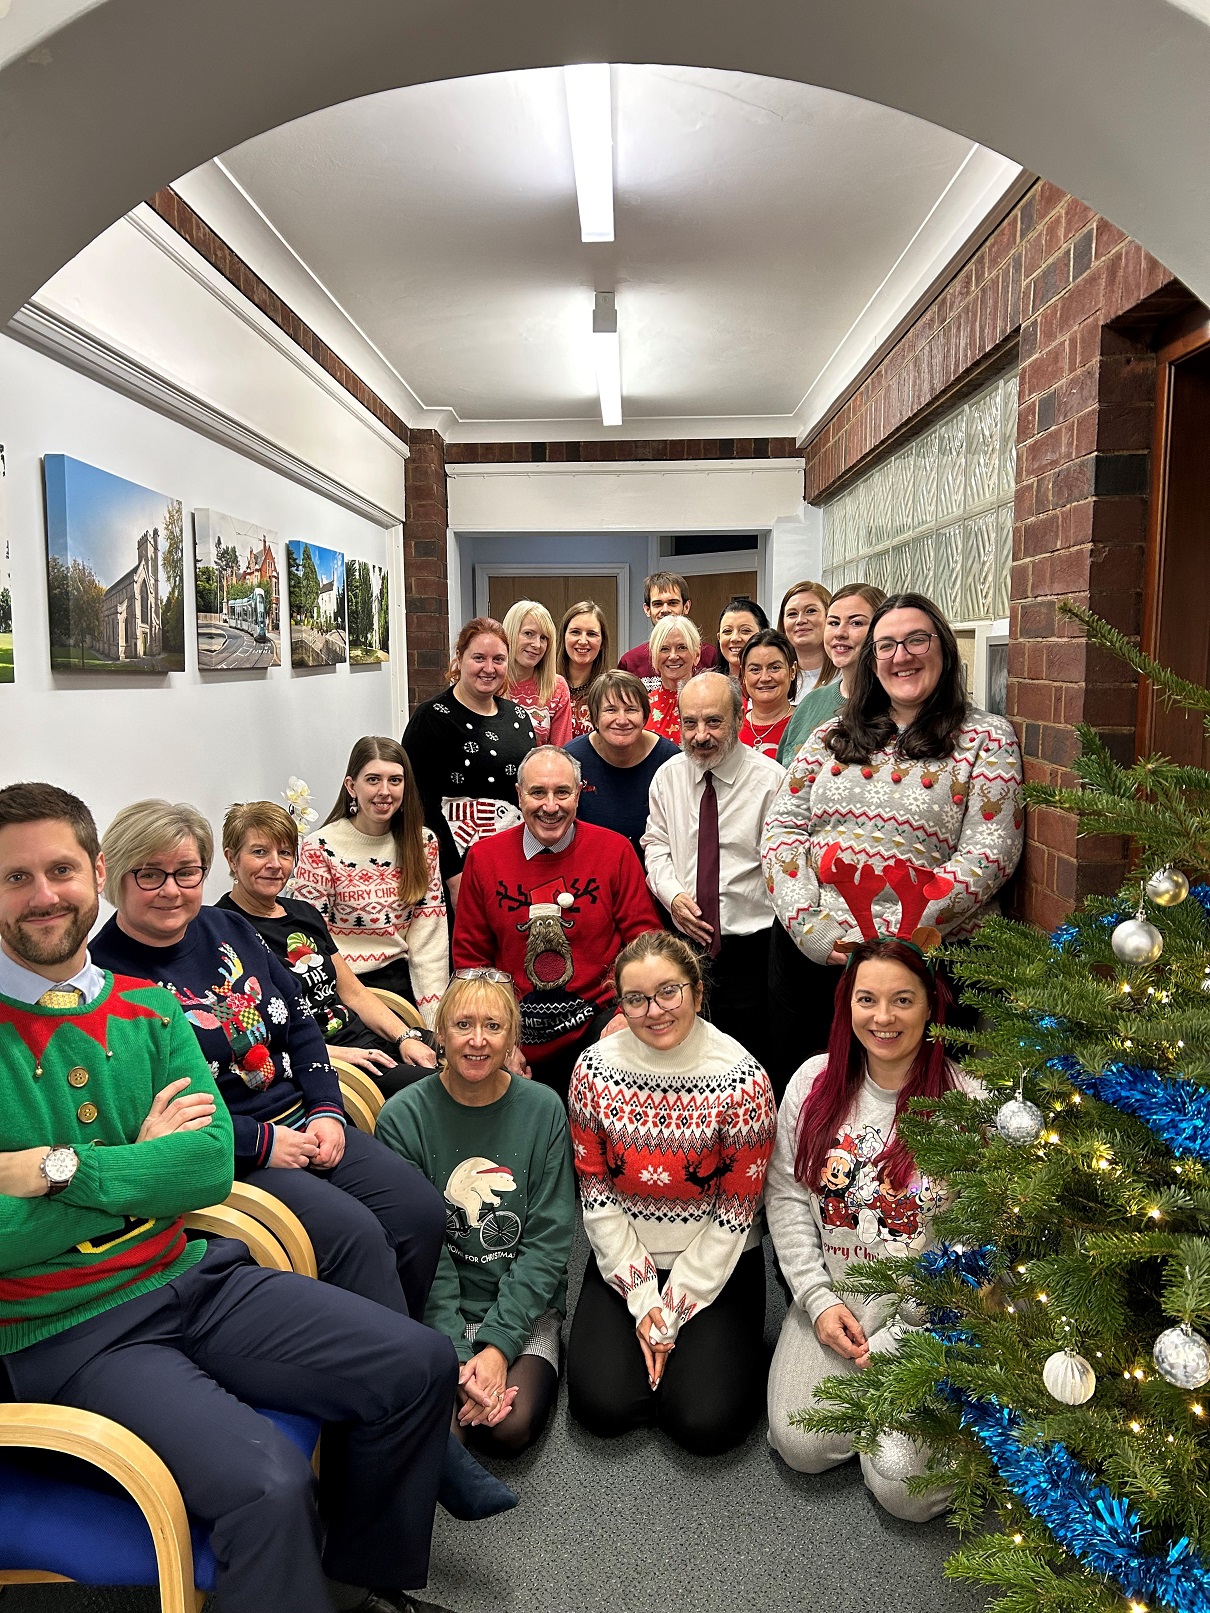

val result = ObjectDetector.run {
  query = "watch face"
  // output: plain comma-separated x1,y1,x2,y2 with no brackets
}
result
44,1147,78,1185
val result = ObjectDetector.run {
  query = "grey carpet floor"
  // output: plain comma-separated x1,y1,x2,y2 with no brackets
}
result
2,1225,988,1613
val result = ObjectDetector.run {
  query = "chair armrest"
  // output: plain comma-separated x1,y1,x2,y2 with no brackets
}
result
337,1081,377,1136
327,1057,386,1121
183,1204,290,1271
223,1183,318,1279
367,987,424,1029
0,1403,195,1613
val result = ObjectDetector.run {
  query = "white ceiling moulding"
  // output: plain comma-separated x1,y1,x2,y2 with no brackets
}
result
592,292,622,425
565,64,615,244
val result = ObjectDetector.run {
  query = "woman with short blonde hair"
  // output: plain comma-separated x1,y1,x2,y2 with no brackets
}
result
101,799,213,906
502,598,572,747
645,614,702,745
378,972,575,1458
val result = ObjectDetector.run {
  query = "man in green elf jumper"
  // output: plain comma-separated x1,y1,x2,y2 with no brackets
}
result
0,782,460,1613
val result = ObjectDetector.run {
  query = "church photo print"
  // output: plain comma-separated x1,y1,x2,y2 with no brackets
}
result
286,539,347,668
194,508,282,671
43,454,186,674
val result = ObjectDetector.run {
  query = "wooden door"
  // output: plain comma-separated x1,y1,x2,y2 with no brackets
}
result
486,574,620,657
681,570,760,652
1139,312,1210,766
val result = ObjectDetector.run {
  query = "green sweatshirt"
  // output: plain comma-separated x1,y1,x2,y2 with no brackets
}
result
0,975,236,1354
377,1072,574,1365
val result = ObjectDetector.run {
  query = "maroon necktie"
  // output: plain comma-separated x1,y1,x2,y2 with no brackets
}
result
696,769,722,958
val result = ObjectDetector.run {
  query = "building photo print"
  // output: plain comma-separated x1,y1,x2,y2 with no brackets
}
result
194,508,281,671
287,539,347,667
43,454,186,674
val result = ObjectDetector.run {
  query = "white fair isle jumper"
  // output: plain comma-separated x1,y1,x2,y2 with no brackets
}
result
568,1017,776,1341
761,709,1024,963
290,818,449,1025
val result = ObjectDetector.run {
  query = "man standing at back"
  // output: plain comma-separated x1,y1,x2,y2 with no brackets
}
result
643,673,784,1081
618,571,719,688
0,781,460,1613
453,746,660,1100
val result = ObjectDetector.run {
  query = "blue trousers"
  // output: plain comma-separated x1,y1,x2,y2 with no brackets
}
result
242,1123,445,1317
5,1239,458,1613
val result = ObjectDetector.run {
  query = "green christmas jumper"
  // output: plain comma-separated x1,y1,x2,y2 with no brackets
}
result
377,1072,575,1364
0,975,235,1354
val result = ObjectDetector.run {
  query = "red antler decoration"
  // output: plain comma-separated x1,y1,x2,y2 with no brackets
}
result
816,844,954,946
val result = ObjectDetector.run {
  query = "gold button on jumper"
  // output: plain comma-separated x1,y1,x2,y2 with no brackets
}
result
67,1067,89,1088
77,1102,98,1124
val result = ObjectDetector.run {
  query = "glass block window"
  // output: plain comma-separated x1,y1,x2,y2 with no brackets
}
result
822,370,1017,624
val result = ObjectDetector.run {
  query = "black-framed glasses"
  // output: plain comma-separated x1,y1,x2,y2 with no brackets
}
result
619,981,691,1018
453,967,514,985
872,630,936,661
130,864,207,890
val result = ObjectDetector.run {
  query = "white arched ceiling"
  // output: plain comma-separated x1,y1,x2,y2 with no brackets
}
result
1,0,1209,333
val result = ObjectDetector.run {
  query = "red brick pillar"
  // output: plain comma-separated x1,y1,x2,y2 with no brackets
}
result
403,429,451,709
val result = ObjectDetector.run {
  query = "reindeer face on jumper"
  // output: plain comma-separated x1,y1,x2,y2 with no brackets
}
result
174,941,277,1091
516,894,576,991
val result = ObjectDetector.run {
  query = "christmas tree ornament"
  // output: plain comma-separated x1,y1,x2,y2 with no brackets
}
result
996,1077,1044,1146
898,1294,930,1327
1145,866,1189,907
1153,1322,1210,1389
1111,912,1164,965
869,1431,927,1483
1042,1347,1097,1405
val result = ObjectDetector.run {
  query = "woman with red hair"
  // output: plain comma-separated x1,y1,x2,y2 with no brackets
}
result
764,937,980,1520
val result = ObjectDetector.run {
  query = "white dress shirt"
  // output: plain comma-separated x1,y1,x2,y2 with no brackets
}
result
643,742,784,937
0,944,106,1006
522,823,576,859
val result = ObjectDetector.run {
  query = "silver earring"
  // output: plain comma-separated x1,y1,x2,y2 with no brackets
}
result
348,798,358,816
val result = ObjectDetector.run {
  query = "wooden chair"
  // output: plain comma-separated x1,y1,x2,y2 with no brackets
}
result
336,1076,378,1135
367,986,425,1030
0,1205,321,1611
328,1055,386,1125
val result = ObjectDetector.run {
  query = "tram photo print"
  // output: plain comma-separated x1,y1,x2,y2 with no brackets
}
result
193,508,282,671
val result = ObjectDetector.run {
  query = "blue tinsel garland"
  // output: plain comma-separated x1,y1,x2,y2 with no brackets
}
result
955,1392,1210,1613
918,1241,997,1287
1047,1052,1210,1165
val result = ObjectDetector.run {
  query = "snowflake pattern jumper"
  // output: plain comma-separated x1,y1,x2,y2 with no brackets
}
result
760,709,1024,962
645,684,685,746
291,816,448,1022
568,1016,776,1341
507,674,572,747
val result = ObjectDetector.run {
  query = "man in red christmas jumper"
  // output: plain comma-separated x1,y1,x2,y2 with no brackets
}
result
452,746,660,1101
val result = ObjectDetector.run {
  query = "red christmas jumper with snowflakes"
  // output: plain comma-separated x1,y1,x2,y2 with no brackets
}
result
451,822,660,1064
569,1016,776,1341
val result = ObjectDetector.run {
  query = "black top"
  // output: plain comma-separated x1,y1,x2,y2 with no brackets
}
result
215,892,350,1042
565,732,679,862
402,687,535,880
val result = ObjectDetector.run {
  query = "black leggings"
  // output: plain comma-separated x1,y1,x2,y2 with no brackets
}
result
766,923,842,1100
465,1354,559,1459
566,1245,767,1456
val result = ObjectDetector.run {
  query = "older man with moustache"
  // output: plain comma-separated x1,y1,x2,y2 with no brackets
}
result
452,746,660,1101
642,672,785,1083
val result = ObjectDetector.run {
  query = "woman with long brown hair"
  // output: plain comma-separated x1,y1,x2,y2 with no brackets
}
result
292,736,449,1021
765,936,979,1520
777,579,833,694
558,599,611,738
776,583,887,764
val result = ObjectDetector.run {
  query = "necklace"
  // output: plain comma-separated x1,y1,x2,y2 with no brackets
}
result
746,709,790,740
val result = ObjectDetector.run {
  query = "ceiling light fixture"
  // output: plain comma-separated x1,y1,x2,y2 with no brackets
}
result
592,292,621,426
564,63,614,243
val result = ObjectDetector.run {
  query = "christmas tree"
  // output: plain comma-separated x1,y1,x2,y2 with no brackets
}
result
798,605,1210,1613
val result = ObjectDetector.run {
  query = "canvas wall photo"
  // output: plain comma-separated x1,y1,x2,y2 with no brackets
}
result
194,509,282,671
43,454,186,674
0,444,11,685
287,540,347,667
347,558,389,665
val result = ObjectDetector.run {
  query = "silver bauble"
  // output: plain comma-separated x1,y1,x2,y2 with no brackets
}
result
1145,867,1189,907
1111,916,1164,965
1042,1348,1097,1405
1153,1323,1210,1390
869,1431,929,1483
995,1096,1044,1145
898,1294,930,1328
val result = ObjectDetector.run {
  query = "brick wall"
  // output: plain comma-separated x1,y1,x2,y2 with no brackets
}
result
446,437,800,464
805,179,1199,928
403,430,450,707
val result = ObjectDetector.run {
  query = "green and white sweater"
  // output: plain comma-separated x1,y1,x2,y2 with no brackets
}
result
377,1073,575,1365
0,976,235,1354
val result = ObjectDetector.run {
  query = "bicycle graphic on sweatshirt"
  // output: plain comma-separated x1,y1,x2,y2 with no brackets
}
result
444,1156,521,1251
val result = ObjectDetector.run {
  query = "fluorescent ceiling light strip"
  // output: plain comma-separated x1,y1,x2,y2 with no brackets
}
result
565,64,615,243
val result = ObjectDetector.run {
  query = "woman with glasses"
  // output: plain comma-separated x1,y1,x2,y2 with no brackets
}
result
566,931,776,1455
761,592,1024,1049
90,799,448,1321
377,972,575,1457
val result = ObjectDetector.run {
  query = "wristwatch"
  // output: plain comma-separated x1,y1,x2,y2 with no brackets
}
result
40,1146,80,1197
396,1028,426,1046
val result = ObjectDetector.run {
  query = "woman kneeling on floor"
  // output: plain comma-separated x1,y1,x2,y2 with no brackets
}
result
377,971,575,1456
765,936,979,1520
566,931,777,1456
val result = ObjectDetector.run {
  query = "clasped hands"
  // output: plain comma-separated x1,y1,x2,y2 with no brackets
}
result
269,1116,346,1170
637,1304,676,1391
0,1076,217,1199
456,1344,517,1429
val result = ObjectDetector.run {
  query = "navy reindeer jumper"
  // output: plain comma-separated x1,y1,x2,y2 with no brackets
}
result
92,906,343,1168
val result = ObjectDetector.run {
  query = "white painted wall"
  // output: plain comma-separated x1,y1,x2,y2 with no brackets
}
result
768,504,824,610
0,334,398,903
